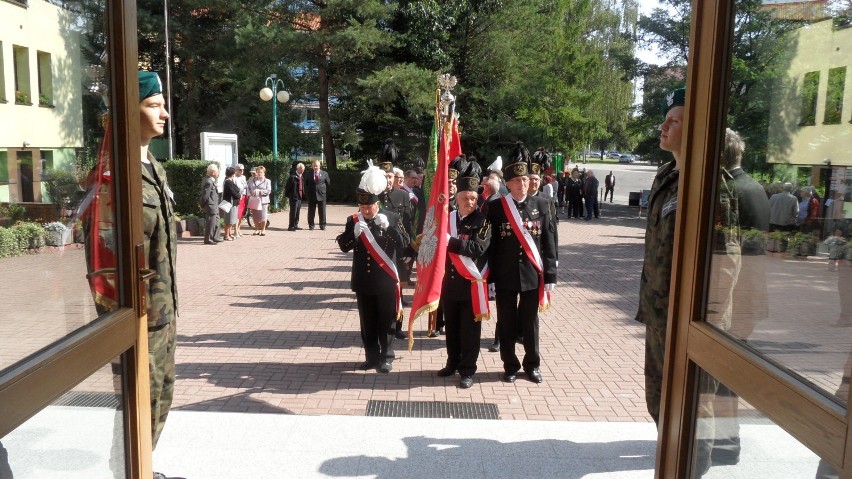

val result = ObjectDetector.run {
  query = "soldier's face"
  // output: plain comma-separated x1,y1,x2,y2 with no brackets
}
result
394,174,404,188
456,191,477,216
507,176,529,200
386,173,394,190
660,106,684,156
139,94,169,142
360,203,379,219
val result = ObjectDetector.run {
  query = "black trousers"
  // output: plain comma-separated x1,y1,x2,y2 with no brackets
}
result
307,200,326,228
288,198,302,228
355,292,396,363
442,296,483,377
604,187,614,202
568,195,583,218
495,289,540,373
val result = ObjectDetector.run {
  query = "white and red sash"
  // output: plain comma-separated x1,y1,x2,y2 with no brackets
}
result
449,211,490,321
354,214,403,320
401,184,419,205
500,196,551,311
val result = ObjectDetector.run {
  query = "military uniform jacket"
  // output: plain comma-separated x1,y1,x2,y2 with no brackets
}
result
336,209,408,294
380,189,412,234
442,210,491,302
142,154,178,328
635,161,679,328
486,195,557,292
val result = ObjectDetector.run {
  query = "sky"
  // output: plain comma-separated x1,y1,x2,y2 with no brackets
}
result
636,0,666,65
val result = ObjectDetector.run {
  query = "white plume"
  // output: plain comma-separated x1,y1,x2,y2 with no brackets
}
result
359,166,387,195
488,156,502,172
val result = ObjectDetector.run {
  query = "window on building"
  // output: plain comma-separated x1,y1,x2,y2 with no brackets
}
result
799,71,819,126
13,45,31,104
0,150,8,183
40,150,53,180
823,66,845,125
37,51,53,106
0,43,6,102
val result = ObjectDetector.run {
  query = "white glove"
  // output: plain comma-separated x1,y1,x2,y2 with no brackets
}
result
545,283,556,292
375,213,389,230
354,221,369,238
445,232,452,243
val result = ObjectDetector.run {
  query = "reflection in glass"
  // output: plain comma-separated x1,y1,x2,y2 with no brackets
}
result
0,357,126,478
690,368,843,479
704,0,851,404
0,0,116,372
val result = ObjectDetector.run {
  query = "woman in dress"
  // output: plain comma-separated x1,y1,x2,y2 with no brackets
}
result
221,166,241,241
247,165,272,236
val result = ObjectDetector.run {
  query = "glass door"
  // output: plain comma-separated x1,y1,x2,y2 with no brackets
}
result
0,0,151,477
658,1,851,477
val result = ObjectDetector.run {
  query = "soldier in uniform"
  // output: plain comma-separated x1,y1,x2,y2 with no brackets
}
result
635,87,685,425
486,142,557,384
337,166,409,373
436,166,491,389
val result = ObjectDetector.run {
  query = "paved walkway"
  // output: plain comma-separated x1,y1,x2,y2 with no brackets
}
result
170,203,651,422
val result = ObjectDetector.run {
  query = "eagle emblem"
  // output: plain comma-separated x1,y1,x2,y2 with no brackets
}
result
418,206,438,266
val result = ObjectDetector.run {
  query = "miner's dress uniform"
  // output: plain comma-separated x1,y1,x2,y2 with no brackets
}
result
441,210,491,378
142,152,179,448
634,160,678,424
337,209,408,366
486,194,557,375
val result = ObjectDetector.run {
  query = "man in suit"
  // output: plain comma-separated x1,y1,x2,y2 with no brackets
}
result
305,160,331,230
200,163,221,244
486,142,557,384
436,171,491,389
583,170,600,220
336,172,409,373
285,162,305,231
604,171,615,203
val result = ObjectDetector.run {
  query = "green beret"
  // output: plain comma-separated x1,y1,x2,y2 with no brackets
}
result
139,71,163,101
662,87,685,117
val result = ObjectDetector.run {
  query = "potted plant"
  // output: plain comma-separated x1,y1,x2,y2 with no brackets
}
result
73,220,85,243
765,230,788,253
38,94,53,107
787,232,817,257
43,221,68,246
15,90,30,104
741,228,767,254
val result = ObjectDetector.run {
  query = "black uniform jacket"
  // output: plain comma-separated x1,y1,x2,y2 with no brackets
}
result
486,195,557,292
336,209,408,294
442,210,491,302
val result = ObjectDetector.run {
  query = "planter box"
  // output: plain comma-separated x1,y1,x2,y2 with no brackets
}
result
45,230,68,247
174,219,192,238
766,238,786,253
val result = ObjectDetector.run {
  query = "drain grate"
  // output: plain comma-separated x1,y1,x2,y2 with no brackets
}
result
54,391,122,409
366,400,499,420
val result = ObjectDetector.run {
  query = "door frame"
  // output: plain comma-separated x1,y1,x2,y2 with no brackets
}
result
0,0,152,476
656,1,851,477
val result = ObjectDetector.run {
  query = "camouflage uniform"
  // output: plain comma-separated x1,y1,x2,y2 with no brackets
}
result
142,152,178,448
634,160,679,424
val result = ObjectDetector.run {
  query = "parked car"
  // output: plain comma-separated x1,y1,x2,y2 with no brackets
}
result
618,154,635,164
607,151,622,159
588,152,602,158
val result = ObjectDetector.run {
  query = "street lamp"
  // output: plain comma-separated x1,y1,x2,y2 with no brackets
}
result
259,74,290,209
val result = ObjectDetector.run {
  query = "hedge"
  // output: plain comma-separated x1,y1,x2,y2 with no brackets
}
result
0,222,46,258
160,159,216,216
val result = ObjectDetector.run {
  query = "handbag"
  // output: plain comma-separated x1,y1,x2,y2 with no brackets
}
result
247,195,262,210
218,200,233,213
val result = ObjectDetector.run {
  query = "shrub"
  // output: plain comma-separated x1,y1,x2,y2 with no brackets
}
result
160,158,216,216
0,227,24,258
42,168,84,218
0,204,27,223
14,222,47,249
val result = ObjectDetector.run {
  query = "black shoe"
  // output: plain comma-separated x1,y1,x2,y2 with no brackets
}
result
516,336,524,344
437,367,456,377
357,360,379,371
488,341,500,352
295,226,303,230
526,368,543,383
394,330,407,339
459,376,474,389
379,361,392,373
320,226,326,230
288,227,296,231
502,372,517,383
309,226,315,230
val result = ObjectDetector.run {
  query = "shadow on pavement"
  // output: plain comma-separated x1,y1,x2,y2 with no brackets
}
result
319,435,655,478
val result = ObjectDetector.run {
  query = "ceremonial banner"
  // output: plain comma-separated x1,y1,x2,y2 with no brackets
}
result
407,105,459,349
77,121,118,312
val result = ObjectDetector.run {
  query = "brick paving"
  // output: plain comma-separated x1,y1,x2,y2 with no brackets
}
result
170,203,652,421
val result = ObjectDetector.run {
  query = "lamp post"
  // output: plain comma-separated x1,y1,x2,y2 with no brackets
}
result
259,74,290,209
